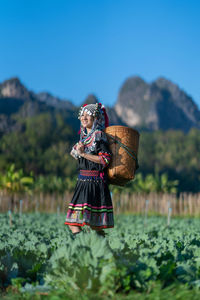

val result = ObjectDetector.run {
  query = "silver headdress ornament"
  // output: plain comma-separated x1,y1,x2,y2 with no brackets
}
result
78,103,103,119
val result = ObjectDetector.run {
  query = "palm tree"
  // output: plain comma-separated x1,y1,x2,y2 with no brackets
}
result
0,164,34,211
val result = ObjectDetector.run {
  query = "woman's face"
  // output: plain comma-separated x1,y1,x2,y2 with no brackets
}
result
80,111,94,129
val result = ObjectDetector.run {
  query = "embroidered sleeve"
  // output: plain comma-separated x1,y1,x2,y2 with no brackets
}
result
98,151,112,167
95,131,112,168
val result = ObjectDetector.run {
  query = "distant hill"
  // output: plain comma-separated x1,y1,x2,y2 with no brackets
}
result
115,76,200,132
0,76,200,134
0,77,78,134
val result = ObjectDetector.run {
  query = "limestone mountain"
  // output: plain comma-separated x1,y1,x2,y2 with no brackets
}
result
0,77,34,100
115,76,200,132
0,77,75,113
0,77,78,134
0,76,200,134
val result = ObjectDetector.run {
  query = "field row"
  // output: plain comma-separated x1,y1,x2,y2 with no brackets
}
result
1,214,200,297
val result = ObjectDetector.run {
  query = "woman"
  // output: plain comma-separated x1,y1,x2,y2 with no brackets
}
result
64,103,114,236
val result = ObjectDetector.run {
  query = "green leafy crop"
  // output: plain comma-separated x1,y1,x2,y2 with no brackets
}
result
1,213,200,296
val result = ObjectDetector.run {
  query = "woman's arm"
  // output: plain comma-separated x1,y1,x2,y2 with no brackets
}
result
80,152,102,164
76,142,102,164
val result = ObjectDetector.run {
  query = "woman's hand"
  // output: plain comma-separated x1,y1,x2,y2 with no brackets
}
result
76,142,85,155
76,142,102,165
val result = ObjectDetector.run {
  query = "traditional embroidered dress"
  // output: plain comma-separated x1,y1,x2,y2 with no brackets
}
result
64,103,114,229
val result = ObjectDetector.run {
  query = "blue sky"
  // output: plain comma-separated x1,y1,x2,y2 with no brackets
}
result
0,0,200,108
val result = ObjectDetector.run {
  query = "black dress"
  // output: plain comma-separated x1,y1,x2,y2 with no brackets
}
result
64,130,114,229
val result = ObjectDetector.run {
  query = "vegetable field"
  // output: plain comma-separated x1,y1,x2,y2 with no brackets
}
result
2,213,200,299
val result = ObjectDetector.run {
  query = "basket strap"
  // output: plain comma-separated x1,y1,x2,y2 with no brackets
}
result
107,134,139,170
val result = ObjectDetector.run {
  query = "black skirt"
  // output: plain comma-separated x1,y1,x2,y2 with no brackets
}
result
65,165,114,229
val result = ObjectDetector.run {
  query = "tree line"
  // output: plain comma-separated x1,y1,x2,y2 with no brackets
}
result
0,112,199,193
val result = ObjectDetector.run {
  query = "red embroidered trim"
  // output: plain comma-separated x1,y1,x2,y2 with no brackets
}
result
64,221,114,229
80,170,100,176
98,152,111,166
98,152,111,157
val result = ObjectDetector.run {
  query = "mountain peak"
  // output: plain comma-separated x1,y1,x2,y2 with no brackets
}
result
119,76,147,95
0,77,31,100
82,94,99,105
3,77,21,85
115,75,200,132
153,76,179,93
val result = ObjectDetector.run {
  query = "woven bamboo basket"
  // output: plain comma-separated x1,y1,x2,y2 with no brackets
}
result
104,125,140,186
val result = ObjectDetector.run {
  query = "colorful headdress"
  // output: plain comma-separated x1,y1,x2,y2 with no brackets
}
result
78,103,109,140
78,103,99,118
